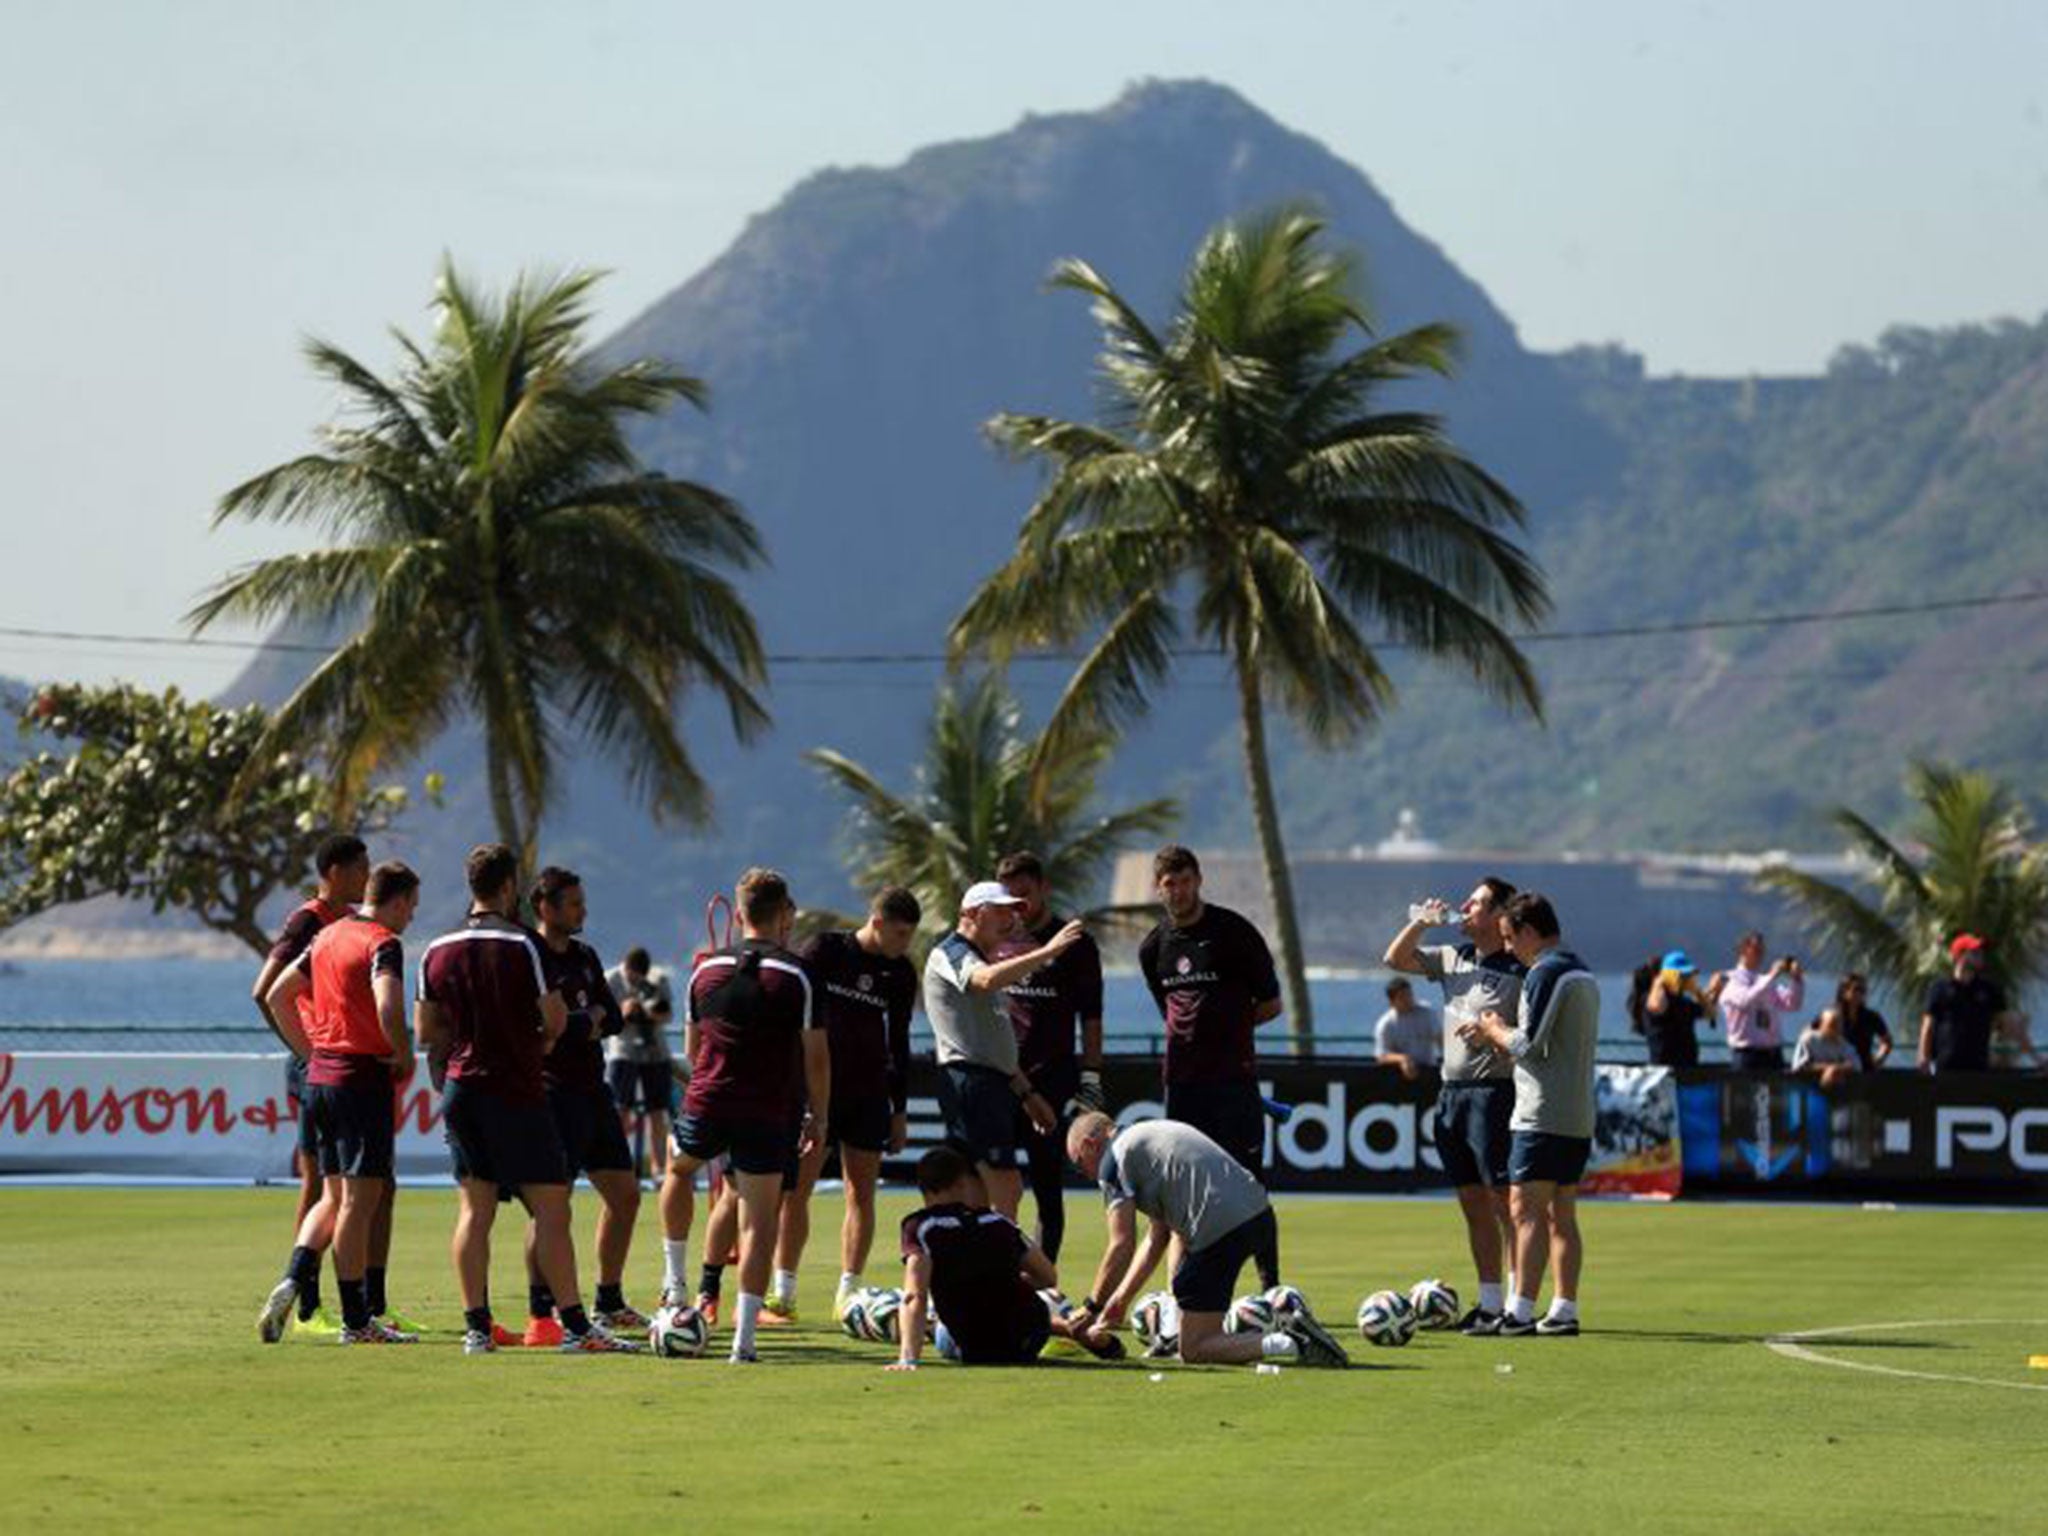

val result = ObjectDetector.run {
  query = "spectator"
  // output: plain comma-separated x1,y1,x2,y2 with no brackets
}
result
1790,1008,1862,1089
1920,934,2013,1073
1834,973,1893,1071
1373,978,1439,1078
1641,949,1710,1069
1705,931,1804,1071
605,946,677,1179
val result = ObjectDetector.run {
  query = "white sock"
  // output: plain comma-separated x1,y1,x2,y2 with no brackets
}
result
1261,1333,1299,1360
771,1269,798,1305
1546,1297,1578,1322
663,1239,691,1297
733,1292,764,1357
1478,1282,1504,1313
838,1271,860,1294
1509,1293,1537,1324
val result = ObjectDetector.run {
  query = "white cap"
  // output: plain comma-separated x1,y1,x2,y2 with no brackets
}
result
961,880,1025,911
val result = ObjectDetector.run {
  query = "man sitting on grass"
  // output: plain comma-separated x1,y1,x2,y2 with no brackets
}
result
1064,1112,1349,1368
890,1146,1123,1369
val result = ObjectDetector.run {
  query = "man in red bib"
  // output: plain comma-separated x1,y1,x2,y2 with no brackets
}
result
258,862,421,1345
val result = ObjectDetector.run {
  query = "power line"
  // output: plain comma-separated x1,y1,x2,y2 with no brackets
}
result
1,586,2042,669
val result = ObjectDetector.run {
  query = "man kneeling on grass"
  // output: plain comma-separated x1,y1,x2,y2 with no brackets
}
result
1064,1113,1348,1368
892,1146,1123,1369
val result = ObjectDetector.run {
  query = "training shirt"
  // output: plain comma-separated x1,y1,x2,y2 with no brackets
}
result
1925,976,2006,1072
1002,915,1104,1080
297,914,403,1089
926,932,1019,1076
683,940,815,1123
269,895,346,1041
899,1201,1044,1362
1097,1119,1270,1254
801,930,917,1115
418,914,554,1106
604,964,676,1064
1416,943,1523,1082
1137,904,1280,1087
1374,1002,1441,1066
539,938,624,1095
1502,946,1600,1139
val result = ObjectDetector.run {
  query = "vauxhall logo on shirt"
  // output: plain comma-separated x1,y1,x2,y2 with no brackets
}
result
824,975,888,1012
1166,953,1220,988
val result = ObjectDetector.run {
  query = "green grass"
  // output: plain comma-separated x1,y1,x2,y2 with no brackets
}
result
4,1188,2047,1532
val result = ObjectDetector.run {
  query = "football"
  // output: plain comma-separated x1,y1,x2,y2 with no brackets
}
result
1356,1289,1418,1347
1131,1290,1181,1355
864,1287,905,1344
648,1303,709,1358
1408,1278,1460,1330
1224,1292,1277,1335
1263,1284,1309,1323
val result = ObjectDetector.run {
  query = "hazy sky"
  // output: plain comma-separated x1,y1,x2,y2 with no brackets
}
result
4,0,2046,694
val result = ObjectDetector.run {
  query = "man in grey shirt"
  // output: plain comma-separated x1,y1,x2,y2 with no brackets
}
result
1064,1113,1347,1368
1461,891,1598,1338
1372,979,1440,1074
1384,875,1524,1333
922,880,1082,1221
604,947,676,1179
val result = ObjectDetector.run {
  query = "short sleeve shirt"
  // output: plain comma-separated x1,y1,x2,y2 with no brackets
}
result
1791,1029,1862,1073
1001,916,1104,1078
924,932,1019,1076
269,896,345,1035
418,915,552,1105
899,1201,1043,1362
1137,905,1280,1087
539,939,623,1095
603,966,675,1064
1374,1003,1440,1066
682,941,815,1123
1925,977,2006,1071
802,930,918,1111
1417,943,1523,1082
298,914,404,1089
1097,1120,1270,1253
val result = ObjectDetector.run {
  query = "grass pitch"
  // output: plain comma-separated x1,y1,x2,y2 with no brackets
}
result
3,1188,2045,1533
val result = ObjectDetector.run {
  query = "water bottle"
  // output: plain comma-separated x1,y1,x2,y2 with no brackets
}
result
1407,898,1453,925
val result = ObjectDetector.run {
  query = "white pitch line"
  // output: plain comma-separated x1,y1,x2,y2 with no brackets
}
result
1764,1318,2048,1394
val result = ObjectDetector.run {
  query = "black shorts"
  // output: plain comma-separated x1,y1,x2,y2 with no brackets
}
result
1508,1130,1592,1186
1163,1079,1265,1179
1732,1046,1785,1073
1172,1207,1277,1314
1021,1059,1079,1144
550,1082,636,1178
671,1112,795,1178
1432,1080,1515,1188
828,1092,894,1155
442,1079,570,1190
606,1059,673,1114
937,1063,1020,1167
954,1287,1053,1366
304,1079,395,1180
285,1057,318,1158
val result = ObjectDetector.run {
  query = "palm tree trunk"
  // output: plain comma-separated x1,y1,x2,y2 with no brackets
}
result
1232,656,1315,1050
484,736,527,872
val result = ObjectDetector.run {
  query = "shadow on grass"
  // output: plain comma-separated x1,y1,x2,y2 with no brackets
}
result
1588,1328,1953,1351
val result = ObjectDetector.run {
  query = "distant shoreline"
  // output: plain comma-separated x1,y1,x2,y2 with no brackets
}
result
0,928,246,962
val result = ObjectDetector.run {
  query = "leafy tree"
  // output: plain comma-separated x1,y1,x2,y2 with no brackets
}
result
188,261,769,870
0,684,405,955
952,208,1549,1040
1758,761,2048,1001
805,672,1178,940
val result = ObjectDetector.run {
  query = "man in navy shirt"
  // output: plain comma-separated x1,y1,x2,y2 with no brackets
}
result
1920,933,2016,1073
1136,844,1283,1288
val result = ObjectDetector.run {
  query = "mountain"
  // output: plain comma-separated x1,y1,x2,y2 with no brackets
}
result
196,79,2048,957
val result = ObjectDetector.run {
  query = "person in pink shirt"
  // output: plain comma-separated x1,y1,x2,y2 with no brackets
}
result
1706,930,1805,1071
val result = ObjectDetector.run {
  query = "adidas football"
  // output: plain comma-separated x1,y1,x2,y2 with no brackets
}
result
648,1303,709,1358
1263,1284,1309,1323
1132,1290,1181,1354
863,1287,905,1344
1356,1289,1418,1347
1224,1292,1277,1335
1407,1278,1460,1331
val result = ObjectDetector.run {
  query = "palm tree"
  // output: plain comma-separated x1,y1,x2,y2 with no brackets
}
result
951,208,1550,1041
1759,762,2048,1002
805,672,1178,940
188,260,769,868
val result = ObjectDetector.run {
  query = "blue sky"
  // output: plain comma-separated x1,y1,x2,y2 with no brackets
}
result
3,0,2045,692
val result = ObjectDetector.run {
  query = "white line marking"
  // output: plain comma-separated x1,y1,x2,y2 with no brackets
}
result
1764,1318,2048,1394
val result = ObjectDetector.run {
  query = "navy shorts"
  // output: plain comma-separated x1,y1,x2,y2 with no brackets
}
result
1508,1130,1591,1186
305,1079,395,1180
442,1079,570,1190
1432,1080,1515,1188
606,1059,673,1114
955,1287,1054,1366
671,1112,795,1178
550,1082,636,1178
285,1056,318,1158
1163,1079,1266,1180
828,1092,894,1155
937,1064,1020,1167
1172,1207,1277,1314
